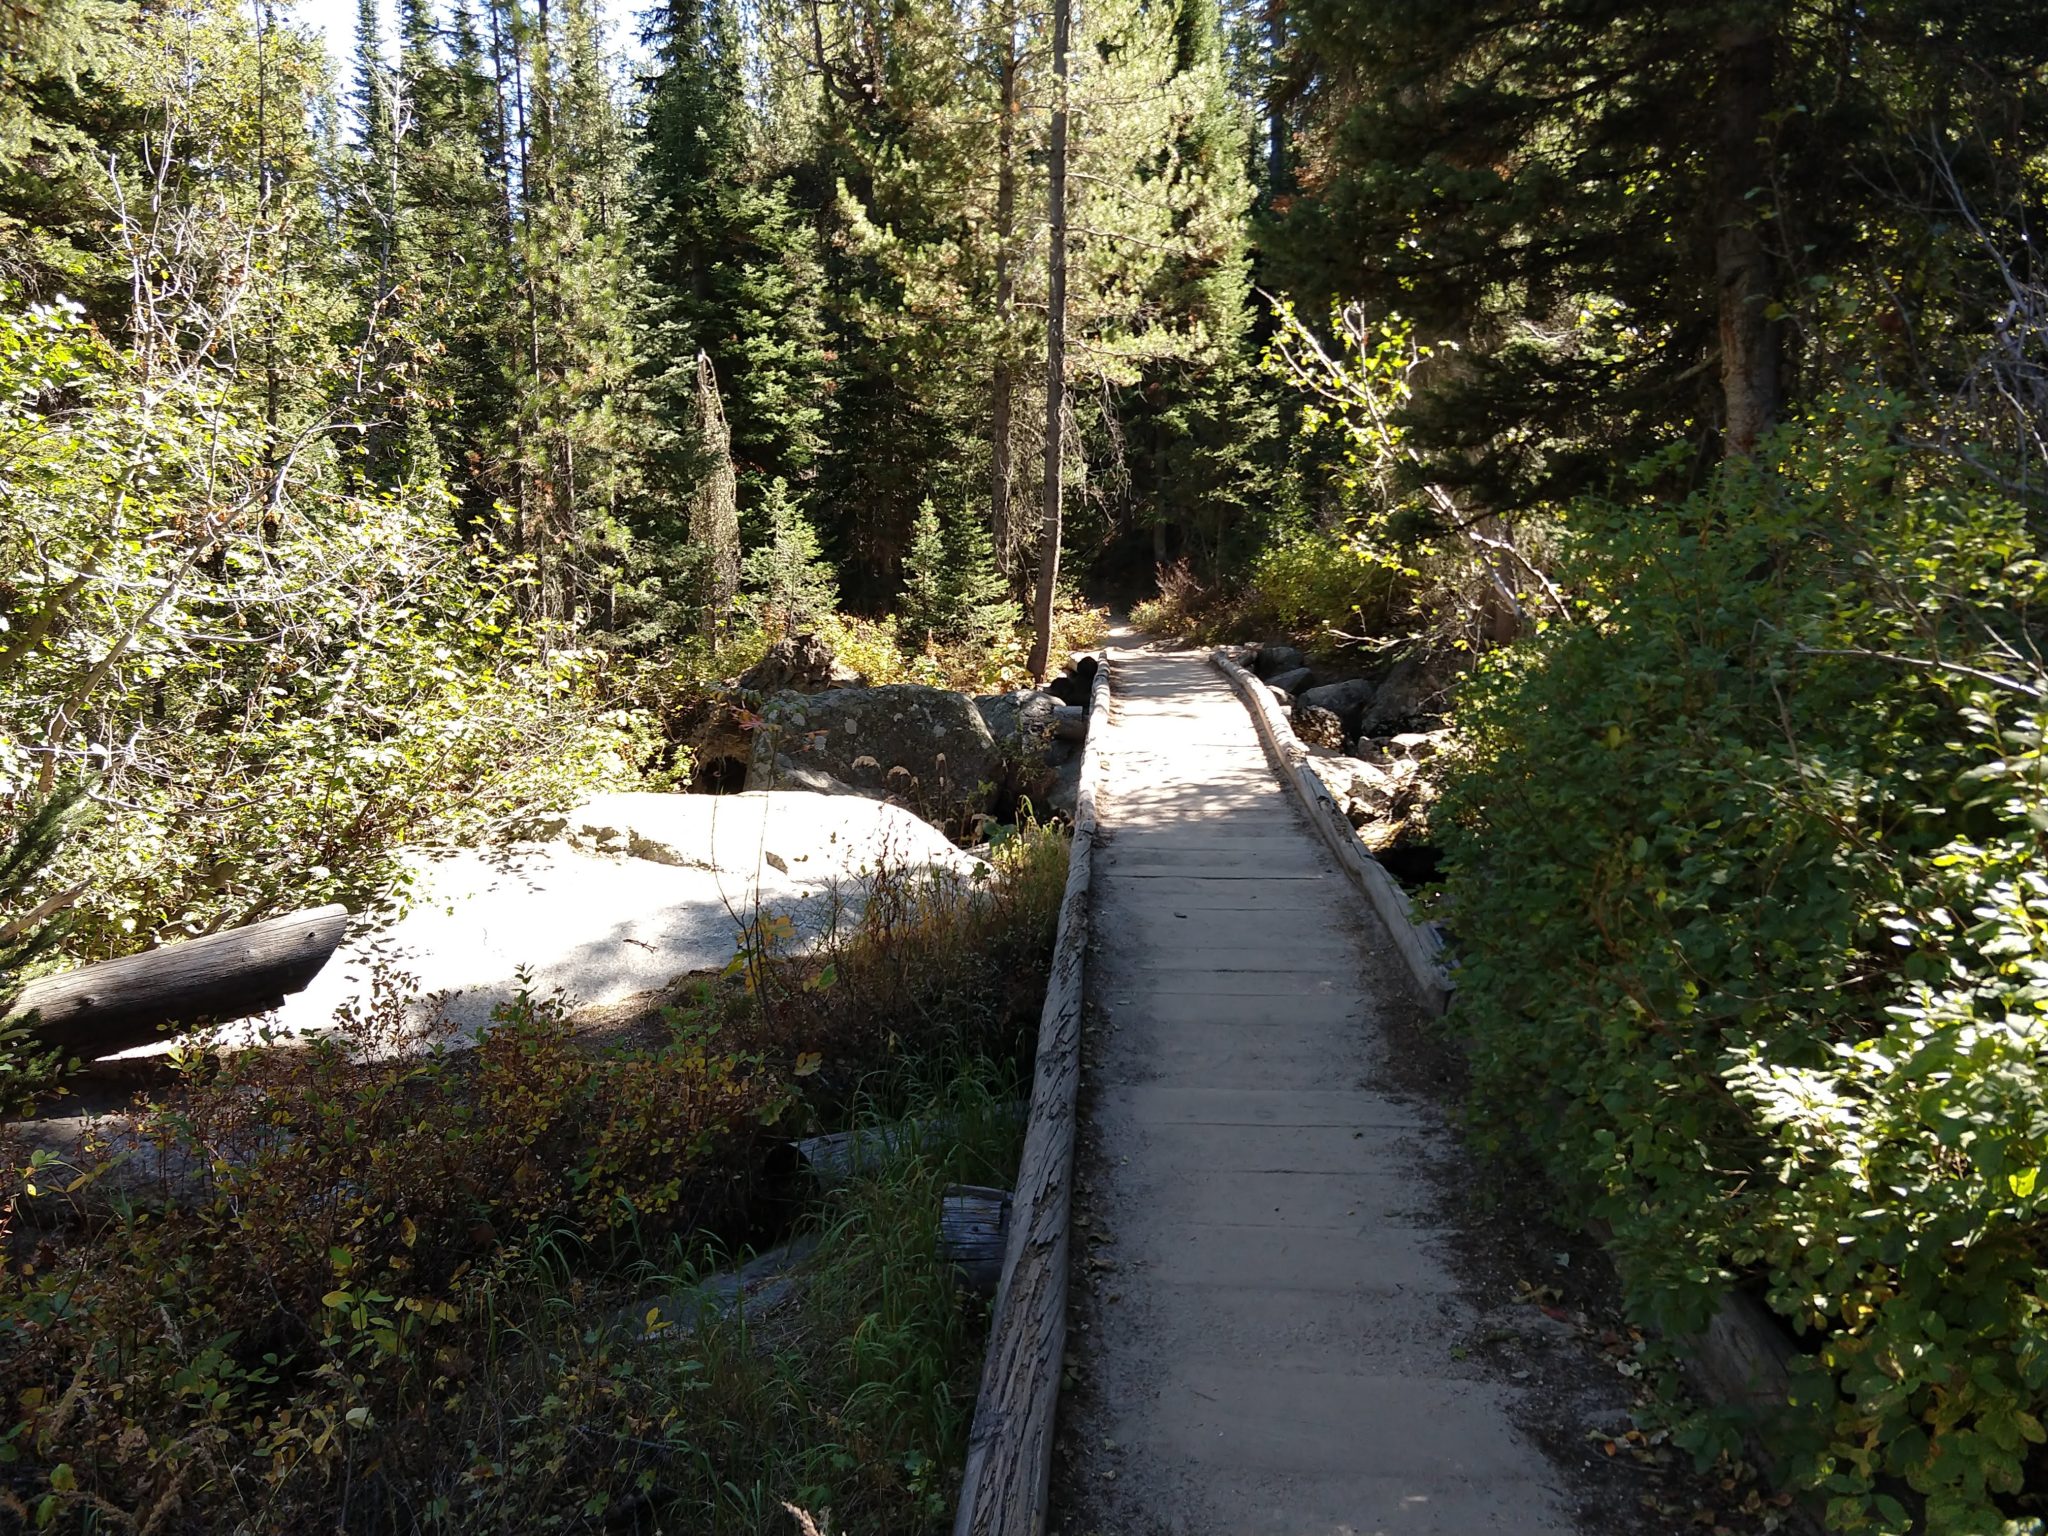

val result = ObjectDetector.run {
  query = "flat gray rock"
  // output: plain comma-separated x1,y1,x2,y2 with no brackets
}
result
104,792,984,1057
564,790,980,880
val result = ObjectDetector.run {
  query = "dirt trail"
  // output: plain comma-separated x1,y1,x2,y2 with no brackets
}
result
1057,645,1582,1535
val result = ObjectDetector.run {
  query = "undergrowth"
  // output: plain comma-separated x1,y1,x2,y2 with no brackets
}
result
1436,402,2048,1535
0,825,1068,1533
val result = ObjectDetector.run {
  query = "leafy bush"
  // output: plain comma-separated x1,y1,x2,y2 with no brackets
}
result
0,785,82,1116
1130,531,1406,650
1435,397,2048,1534
0,298,653,960
1237,526,1408,638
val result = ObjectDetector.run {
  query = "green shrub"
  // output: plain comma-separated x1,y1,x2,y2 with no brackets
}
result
1238,526,1407,638
0,298,654,960
1129,532,1408,648
1435,396,2048,1534
0,784,83,1116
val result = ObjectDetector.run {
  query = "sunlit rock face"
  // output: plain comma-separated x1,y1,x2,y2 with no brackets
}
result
256,791,985,1047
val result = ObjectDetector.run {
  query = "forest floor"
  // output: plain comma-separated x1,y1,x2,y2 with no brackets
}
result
1052,644,1798,1536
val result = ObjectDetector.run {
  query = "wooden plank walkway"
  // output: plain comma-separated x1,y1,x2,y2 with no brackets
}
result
1063,648,1578,1534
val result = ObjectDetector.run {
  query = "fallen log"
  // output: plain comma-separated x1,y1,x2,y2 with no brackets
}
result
941,1184,1011,1295
6,905,349,1057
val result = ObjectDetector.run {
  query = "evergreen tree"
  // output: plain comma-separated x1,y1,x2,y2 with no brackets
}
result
741,479,839,636
1119,0,1271,575
940,496,1018,650
388,0,520,533
638,0,834,524
343,0,415,486
1267,0,2048,511
900,498,950,639
468,0,643,616
901,497,1017,645
0,0,129,313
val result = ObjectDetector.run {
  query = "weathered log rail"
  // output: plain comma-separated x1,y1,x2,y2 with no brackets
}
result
951,657,1109,1536
4,905,350,1058
1211,648,1454,1013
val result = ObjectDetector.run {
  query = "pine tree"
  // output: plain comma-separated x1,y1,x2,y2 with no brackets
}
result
638,0,833,524
900,498,950,640
1122,0,1271,573
741,479,839,636
344,0,413,486
942,497,1018,649
901,497,1016,646
0,0,130,313
469,0,643,616
1267,0,2048,507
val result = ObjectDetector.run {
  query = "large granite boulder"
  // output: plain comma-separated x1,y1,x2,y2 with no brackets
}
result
1266,666,1316,696
260,792,985,1045
746,684,1002,818
565,791,978,880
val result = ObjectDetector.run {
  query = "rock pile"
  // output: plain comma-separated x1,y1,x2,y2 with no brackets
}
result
733,632,864,693
1246,638,1461,860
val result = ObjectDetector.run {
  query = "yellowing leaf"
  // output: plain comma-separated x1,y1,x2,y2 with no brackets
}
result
794,1052,823,1078
2010,1166,2038,1199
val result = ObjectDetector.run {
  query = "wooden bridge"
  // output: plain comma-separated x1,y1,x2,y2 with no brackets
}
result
956,645,1579,1535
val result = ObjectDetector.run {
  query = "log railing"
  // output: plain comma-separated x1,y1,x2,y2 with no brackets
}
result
952,657,1110,1536
1212,647,1453,1014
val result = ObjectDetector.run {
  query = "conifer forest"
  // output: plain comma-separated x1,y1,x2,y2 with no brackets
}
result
6,0,2048,1532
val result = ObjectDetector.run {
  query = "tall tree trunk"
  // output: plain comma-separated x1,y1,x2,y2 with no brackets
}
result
1713,18,1778,456
1027,0,1070,682
990,0,1018,579
1265,0,1286,194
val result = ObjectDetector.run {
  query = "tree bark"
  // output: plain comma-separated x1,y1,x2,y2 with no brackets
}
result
1027,0,1070,683
1265,0,1286,195
1713,18,1779,456
7,906,349,1057
990,0,1019,578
